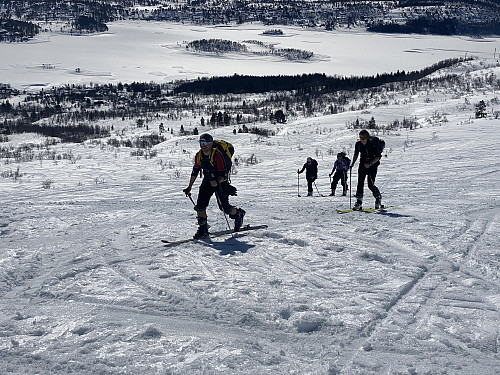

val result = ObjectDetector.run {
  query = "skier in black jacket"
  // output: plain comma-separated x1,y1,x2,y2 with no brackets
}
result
297,157,318,196
350,129,382,210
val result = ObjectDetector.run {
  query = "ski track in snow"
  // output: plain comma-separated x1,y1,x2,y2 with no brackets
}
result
3,118,500,374
2,27,500,375
2,122,500,374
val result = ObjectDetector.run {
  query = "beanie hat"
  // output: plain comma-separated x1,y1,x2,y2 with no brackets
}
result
199,133,213,142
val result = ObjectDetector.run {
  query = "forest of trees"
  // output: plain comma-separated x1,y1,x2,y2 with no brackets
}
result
2,118,109,143
368,16,500,36
0,18,40,42
73,15,108,33
187,39,248,54
262,29,283,36
0,0,498,42
0,84,19,99
173,57,470,95
186,38,313,60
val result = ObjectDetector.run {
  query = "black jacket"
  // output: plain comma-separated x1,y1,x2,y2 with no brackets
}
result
354,139,381,166
299,159,318,179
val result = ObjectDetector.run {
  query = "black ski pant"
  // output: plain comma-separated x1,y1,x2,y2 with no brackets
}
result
306,176,316,193
355,165,381,199
196,179,233,214
331,170,348,191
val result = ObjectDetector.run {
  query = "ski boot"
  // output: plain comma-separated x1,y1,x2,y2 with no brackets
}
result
193,217,209,239
329,189,335,196
307,191,313,196
233,208,246,232
353,197,363,211
342,188,347,196
375,195,382,209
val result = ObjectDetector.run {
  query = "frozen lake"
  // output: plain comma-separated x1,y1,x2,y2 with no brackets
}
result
1,21,499,90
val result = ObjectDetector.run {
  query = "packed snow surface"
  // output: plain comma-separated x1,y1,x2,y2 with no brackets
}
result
1,21,500,375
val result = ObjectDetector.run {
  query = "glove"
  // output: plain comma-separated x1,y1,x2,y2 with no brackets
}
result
297,169,300,174
183,187,191,196
226,184,238,196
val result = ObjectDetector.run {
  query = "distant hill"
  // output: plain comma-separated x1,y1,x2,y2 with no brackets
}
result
0,0,498,42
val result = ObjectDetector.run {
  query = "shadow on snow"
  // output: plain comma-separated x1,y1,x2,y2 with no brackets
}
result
202,234,256,255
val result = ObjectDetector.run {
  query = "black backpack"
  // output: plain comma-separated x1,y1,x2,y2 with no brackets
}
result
370,136,385,156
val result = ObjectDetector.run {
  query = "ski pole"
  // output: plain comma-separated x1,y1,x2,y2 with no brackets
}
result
313,181,323,197
186,193,196,207
343,170,348,195
215,184,233,231
349,168,352,208
297,172,301,197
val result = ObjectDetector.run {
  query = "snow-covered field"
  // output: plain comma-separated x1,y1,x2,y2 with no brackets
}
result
1,21,500,375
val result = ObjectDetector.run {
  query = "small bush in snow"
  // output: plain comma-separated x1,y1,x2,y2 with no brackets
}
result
1,166,22,180
42,179,53,189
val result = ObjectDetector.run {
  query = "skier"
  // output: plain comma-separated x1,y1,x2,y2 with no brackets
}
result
297,157,318,196
329,152,350,196
349,129,383,210
183,133,245,239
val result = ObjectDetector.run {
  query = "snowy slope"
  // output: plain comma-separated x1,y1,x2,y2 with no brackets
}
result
2,98,500,375
1,22,500,375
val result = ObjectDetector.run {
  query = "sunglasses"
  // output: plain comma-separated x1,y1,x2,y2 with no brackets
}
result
199,141,211,146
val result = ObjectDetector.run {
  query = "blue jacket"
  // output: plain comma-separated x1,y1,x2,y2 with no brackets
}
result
330,158,350,175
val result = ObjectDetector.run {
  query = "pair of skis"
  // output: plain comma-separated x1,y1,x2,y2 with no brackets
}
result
161,224,268,247
336,205,391,214
162,206,392,245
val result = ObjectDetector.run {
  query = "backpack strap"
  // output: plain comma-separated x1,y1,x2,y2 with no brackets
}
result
195,150,202,166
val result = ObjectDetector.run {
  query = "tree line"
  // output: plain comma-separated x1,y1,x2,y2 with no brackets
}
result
368,16,500,36
173,57,470,95
2,57,497,144
72,15,109,33
0,18,40,42
1,0,498,41
2,118,109,143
